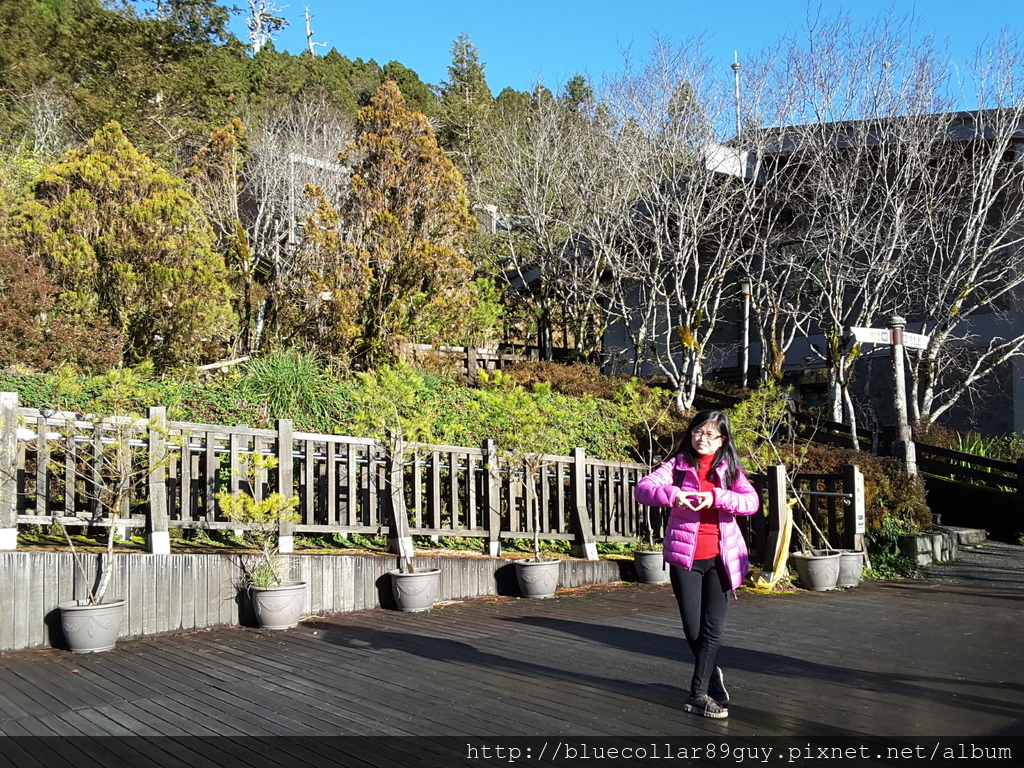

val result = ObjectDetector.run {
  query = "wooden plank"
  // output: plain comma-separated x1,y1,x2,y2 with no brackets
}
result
448,450,459,529
2,577,1022,743
63,432,76,518
125,552,144,638
539,461,552,534
79,707,227,768
918,457,1015,487
344,443,358,527
466,453,478,531
914,441,1015,471
411,448,423,531
178,431,193,523
430,448,442,532
302,437,315,524
325,439,337,526
0,726,48,766
169,420,278,439
228,432,242,496
364,445,377,528
32,415,48,516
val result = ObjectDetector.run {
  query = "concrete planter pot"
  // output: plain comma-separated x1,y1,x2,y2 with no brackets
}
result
250,581,307,630
837,550,866,587
791,551,841,591
390,568,441,612
514,559,561,599
58,599,126,653
812,549,866,587
633,549,669,584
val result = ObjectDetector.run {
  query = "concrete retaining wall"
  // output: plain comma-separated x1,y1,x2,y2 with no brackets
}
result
0,551,624,652
899,529,961,566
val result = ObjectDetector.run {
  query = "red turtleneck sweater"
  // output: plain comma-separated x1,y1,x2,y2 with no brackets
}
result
692,453,720,560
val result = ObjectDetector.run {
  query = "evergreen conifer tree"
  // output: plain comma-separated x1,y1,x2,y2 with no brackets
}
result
437,32,494,199
17,121,237,367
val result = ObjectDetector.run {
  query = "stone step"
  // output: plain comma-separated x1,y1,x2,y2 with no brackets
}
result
935,526,989,546
900,527,989,566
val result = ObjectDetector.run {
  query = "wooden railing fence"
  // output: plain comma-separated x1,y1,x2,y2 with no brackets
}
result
914,441,1024,493
792,415,877,452
0,395,649,557
694,387,877,451
737,465,865,563
788,465,866,551
400,344,539,383
0,393,866,560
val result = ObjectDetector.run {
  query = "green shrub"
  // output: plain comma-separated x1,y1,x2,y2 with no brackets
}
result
788,444,930,530
726,380,795,473
864,513,924,580
955,432,1024,462
914,422,1024,463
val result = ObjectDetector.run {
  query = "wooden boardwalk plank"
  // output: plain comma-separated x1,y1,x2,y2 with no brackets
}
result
136,636,447,734
235,630,547,735
0,576,1020,768
293,617,680,735
93,701,195,739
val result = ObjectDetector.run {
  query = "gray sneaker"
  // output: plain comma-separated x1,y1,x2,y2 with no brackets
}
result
684,693,729,719
709,667,729,707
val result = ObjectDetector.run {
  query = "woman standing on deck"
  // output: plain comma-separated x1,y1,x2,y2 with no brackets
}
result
634,409,760,719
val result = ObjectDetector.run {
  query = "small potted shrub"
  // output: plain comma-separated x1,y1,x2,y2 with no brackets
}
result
217,452,305,629
510,452,562,598
789,504,841,590
476,373,565,598
35,402,177,652
347,365,442,612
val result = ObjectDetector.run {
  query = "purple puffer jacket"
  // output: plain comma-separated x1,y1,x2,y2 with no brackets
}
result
634,454,761,590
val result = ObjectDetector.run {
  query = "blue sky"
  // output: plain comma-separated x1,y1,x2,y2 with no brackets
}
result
231,1,1018,95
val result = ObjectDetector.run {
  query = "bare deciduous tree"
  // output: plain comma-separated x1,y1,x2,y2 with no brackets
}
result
900,48,1024,424
240,100,355,349
599,38,764,409
744,13,952,442
482,82,616,361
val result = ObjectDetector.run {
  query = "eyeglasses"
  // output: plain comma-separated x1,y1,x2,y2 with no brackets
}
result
692,429,723,441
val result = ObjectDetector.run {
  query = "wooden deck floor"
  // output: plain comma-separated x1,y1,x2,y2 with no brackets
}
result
0,576,1021,767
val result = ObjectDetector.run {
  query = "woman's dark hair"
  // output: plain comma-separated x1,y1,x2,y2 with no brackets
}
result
678,409,742,489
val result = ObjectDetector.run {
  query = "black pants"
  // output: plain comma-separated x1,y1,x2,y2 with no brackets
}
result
669,557,731,696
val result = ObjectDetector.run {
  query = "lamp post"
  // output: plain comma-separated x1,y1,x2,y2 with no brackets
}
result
739,277,752,389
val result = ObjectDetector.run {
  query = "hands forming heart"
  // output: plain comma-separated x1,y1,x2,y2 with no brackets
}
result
672,490,714,512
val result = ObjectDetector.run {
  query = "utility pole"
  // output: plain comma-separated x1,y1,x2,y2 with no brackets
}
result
731,53,742,140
